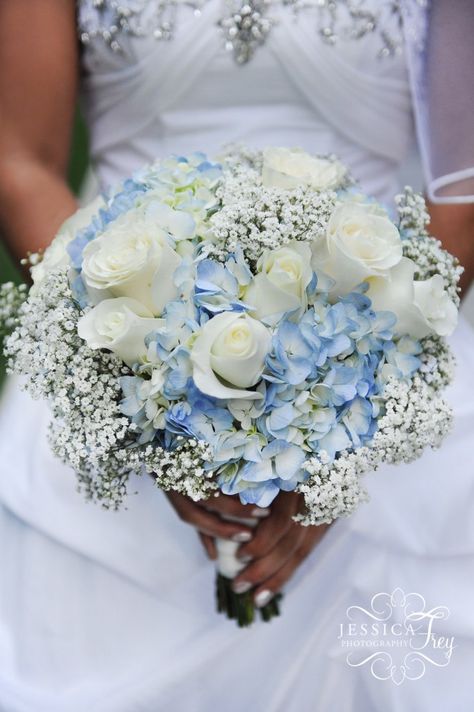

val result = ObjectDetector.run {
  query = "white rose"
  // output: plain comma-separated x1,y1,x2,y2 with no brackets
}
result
77,297,163,367
190,312,271,400
367,258,458,338
244,242,313,324
413,275,458,336
31,195,105,290
313,201,403,295
81,213,181,315
262,147,346,191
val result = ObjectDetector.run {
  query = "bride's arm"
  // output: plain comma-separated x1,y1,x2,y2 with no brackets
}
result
0,0,78,263
427,200,474,295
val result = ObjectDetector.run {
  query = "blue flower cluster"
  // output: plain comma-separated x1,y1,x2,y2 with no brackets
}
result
69,151,424,508
119,257,421,506
67,153,223,303
214,292,421,506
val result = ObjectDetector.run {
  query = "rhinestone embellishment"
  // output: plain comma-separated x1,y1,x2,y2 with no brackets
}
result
219,0,274,64
79,0,428,64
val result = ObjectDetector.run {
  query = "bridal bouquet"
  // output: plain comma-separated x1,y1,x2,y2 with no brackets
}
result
1,147,461,625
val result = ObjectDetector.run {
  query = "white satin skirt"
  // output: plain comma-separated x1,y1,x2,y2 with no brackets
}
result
1,318,474,712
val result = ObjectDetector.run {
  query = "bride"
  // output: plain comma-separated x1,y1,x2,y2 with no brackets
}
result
0,1,473,710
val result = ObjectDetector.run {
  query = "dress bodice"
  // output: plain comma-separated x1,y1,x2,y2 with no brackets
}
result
78,0,414,203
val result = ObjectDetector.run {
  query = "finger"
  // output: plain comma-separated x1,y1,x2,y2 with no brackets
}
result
166,492,254,542
252,525,331,606
198,532,217,560
237,492,301,560
232,521,306,592
198,493,270,520
252,553,303,608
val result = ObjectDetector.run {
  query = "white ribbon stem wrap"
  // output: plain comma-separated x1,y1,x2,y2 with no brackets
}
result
215,516,258,579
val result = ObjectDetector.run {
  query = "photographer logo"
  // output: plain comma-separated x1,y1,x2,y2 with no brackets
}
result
338,587,455,684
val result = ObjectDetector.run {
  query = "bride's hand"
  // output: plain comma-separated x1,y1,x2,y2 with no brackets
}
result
165,491,268,558
231,492,330,607
166,490,330,604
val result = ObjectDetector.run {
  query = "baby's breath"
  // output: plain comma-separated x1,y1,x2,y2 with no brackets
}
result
143,437,217,501
297,374,453,526
0,282,27,338
205,163,337,267
396,186,463,304
5,270,137,508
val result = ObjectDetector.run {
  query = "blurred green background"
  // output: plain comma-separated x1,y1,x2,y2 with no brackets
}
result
0,112,89,387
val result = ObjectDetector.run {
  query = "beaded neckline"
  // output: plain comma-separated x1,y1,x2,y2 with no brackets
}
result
79,0,428,65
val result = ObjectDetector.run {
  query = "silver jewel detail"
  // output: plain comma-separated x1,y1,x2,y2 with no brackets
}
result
78,0,428,62
219,0,274,64
79,0,202,50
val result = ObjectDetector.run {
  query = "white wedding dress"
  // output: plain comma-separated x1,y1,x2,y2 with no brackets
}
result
1,2,473,710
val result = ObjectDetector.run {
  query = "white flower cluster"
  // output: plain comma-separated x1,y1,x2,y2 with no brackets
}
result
402,235,463,305
371,375,453,465
396,186,463,305
418,334,456,391
395,185,431,236
4,270,138,508
0,282,27,338
4,269,221,508
219,143,264,173
143,437,217,501
297,372,453,526
207,157,338,266
296,448,372,526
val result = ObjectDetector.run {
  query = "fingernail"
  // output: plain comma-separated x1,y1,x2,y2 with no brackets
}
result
251,507,270,518
255,589,273,608
238,554,253,564
232,532,252,543
232,581,252,594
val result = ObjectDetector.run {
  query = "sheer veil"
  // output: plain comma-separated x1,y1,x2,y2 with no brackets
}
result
404,0,474,204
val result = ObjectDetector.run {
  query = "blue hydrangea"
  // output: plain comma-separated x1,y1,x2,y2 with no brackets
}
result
165,388,233,446
218,440,307,507
312,301,356,357
340,396,375,448
151,300,200,360
162,347,193,399
194,259,246,313
212,430,264,467
316,423,352,460
265,321,318,386
311,364,358,408
225,248,253,288
380,336,422,380
119,373,168,444
135,153,222,192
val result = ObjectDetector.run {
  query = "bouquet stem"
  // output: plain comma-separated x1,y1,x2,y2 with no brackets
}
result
214,521,283,626
216,573,282,627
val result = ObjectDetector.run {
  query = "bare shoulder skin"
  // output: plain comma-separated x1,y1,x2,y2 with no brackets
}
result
0,0,78,262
